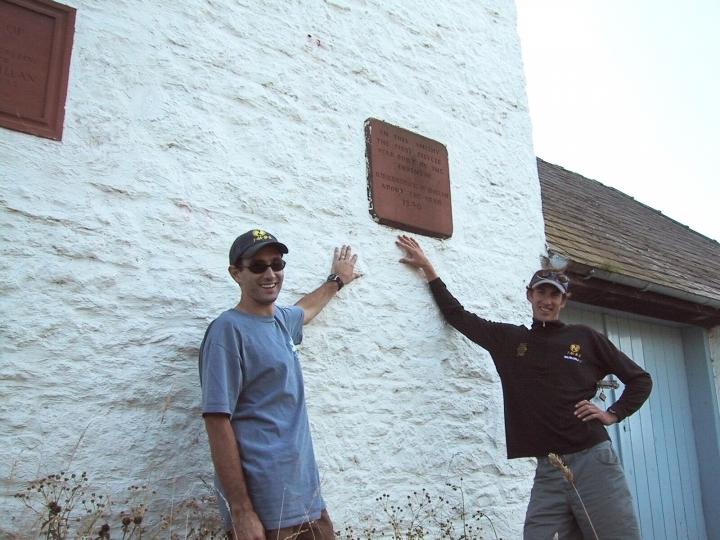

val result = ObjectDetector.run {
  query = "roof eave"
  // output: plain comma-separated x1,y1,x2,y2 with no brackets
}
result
556,257,720,328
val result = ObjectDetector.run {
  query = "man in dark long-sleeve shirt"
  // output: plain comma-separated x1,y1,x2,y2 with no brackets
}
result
396,235,651,540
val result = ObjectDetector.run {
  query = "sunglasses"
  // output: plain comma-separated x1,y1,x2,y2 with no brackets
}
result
535,270,569,284
239,259,286,274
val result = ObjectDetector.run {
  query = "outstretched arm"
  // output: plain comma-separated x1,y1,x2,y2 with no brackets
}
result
295,245,361,324
395,235,439,281
395,235,508,351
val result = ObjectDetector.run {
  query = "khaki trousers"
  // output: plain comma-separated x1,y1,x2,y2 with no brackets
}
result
524,441,641,540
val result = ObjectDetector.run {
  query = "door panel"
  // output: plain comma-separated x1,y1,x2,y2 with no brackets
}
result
563,304,707,540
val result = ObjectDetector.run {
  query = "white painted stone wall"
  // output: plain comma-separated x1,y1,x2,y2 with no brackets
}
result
0,0,545,536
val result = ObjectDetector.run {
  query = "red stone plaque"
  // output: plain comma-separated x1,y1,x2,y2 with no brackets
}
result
365,118,452,238
0,0,76,140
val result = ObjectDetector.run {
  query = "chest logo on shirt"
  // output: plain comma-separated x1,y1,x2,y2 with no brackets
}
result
516,343,528,357
563,343,582,363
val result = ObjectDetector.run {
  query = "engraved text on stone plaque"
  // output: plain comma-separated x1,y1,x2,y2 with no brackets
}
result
365,118,452,238
0,0,76,140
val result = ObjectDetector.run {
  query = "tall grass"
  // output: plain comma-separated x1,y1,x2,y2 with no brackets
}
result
12,472,225,539
547,453,599,540
12,473,499,539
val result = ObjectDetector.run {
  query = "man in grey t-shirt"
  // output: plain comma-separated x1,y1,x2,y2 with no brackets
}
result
199,229,360,540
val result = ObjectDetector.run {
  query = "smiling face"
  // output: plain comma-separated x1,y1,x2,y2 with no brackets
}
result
229,245,285,316
526,283,568,321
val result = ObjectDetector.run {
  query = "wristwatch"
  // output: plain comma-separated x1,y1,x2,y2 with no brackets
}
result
326,273,344,291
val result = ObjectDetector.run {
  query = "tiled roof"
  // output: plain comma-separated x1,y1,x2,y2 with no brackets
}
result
538,158,720,305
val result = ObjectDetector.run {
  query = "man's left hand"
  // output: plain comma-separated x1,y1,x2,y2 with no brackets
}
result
574,400,618,426
331,245,361,286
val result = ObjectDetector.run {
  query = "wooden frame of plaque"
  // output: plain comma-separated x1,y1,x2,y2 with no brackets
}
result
0,0,76,141
365,118,453,238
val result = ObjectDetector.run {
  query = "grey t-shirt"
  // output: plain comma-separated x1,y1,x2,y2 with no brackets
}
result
199,306,324,529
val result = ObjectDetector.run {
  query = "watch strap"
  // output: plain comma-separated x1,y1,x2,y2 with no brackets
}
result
326,273,344,291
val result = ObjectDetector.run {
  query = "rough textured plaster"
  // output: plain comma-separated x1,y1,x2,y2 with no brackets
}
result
0,0,545,535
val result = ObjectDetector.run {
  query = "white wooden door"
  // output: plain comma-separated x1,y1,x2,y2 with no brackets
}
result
563,304,707,540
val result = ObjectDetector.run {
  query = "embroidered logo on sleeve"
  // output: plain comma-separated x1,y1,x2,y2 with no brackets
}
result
564,343,582,363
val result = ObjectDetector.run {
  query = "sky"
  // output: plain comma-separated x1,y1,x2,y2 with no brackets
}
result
515,0,720,242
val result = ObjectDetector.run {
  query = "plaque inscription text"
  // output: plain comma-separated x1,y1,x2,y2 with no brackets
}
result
0,0,76,140
365,118,452,238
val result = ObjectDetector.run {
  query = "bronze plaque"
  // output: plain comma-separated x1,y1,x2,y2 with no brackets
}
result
0,0,76,140
365,118,452,238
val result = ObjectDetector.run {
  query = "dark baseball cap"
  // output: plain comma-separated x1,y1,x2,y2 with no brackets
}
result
528,269,569,294
229,229,288,265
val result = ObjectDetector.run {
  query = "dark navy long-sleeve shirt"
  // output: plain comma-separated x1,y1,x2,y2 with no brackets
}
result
429,278,652,458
